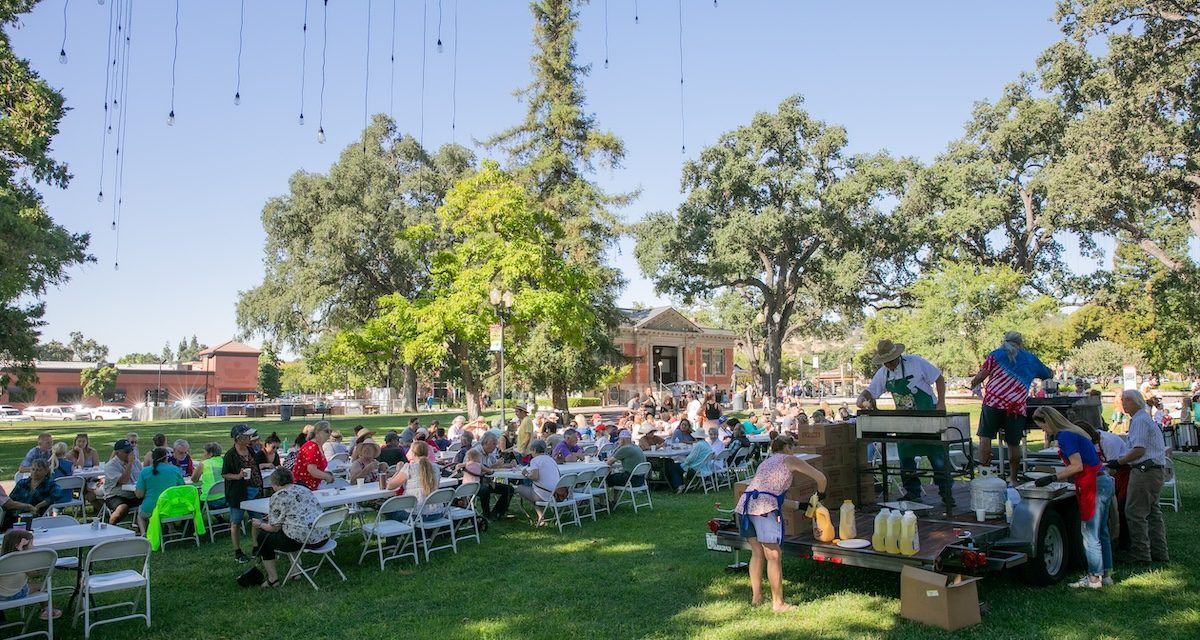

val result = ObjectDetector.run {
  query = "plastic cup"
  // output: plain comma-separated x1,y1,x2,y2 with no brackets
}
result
357,478,365,487
242,468,252,480
975,509,986,522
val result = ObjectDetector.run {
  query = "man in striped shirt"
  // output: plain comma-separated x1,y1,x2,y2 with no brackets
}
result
967,331,1054,486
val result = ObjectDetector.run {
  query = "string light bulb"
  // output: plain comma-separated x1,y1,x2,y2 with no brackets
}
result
234,92,241,106
113,262,119,271
714,0,718,6
110,221,116,230
317,126,326,144
299,113,305,126
97,191,104,203
167,109,175,126
98,0,103,4
437,38,443,53
59,49,67,64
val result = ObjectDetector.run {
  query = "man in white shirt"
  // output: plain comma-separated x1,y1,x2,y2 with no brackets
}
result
686,393,702,427
515,440,560,524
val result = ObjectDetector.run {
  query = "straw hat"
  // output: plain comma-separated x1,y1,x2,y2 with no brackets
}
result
870,339,905,365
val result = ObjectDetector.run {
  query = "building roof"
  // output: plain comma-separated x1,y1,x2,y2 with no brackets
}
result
195,340,261,357
618,306,736,337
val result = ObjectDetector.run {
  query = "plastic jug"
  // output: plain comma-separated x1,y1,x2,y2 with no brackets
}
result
885,510,902,554
812,502,835,543
1006,483,1021,506
839,499,857,540
970,467,1007,516
899,510,919,556
872,509,890,551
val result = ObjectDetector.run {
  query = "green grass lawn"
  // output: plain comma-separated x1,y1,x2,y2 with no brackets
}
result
3,414,1197,639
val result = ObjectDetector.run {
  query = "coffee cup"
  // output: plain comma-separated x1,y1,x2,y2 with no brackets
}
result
975,508,986,522
242,468,252,480
356,477,365,487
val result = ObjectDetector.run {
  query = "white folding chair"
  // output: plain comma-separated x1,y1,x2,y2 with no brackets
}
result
283,507,349,590
449,482,482,545
328,454,351,480
51,475,87,519
571,470,597,522
712,449,733,490
30,516,80,589
613,462,653,513
152,486,201,550
536,473,581,532
582,445,599,457
76,537,151,640
1159,458,1181,512
358,495,419,570
730,448,755,482
201,481,235,542
413,488,457,560
598,443,616,460
0,548,57,640
683,452,718,494
589,466,611,516
447,442,463,453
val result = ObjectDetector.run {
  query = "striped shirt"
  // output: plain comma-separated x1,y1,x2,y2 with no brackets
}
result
1126,409,1167,466
979,350,1053,417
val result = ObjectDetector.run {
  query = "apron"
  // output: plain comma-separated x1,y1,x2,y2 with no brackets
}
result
887,360,942,458
1059,448,1102,521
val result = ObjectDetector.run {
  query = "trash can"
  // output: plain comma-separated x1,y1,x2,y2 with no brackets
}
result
732,391,745,412
280,404,293,422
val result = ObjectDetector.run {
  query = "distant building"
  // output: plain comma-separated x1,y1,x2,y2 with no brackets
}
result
1,340,260,408
611,307,738,404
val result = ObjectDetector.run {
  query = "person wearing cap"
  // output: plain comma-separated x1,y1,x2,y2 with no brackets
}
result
967,331,1054,486
514,405,534,455
103,438,143,526
857,339,952,504
606,429,647,488
293,421,336,491
222,424,267,563
379,431,407,467
349,426,376,461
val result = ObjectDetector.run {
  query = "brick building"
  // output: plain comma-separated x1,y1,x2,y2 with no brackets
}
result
610,307,739,404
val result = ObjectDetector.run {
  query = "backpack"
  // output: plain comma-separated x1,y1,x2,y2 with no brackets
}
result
704,402,721,420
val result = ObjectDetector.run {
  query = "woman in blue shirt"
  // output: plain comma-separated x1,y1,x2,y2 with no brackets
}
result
135,448,185,531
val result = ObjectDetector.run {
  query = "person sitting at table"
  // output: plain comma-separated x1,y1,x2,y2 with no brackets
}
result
0,485,37,533
259,433,283,469
431,422,451,451
294,422,336,491
135,447,185,532
18,432,54,473
167,439,195,476
727,424,753,459
552,429,586,463
742,415,765,436
514,440,560,525
48,442,73,479
0,530,60,620
223,424,268,564
142,433,167,466
387,441,444,521
349,442,388,484
415,428,441,456
679,429,714,493
322,431,349,460
451,432,475,467
461,448,486,485
379,431,408,468
4,460,70,530
605,430,648,488
638,427,666,451
66,433,100,469
447,416,467,441
192,442,226,509
103,439,142,526
250,467,330,588
470,433,514,521
671,420,697,445
707,428,728,471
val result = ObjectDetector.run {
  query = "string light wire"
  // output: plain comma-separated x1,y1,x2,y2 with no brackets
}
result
300,0,309,125
234,0,244,105
389,0,397,121
364,0,372,146
420,0,428,145
677,0,686,154
603,0,609,68
59,0,68,63
96,0,115,202
451,0,458,142
318,0,328,143
167,0,178,125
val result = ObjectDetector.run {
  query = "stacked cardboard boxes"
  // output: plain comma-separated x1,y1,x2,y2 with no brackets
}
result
795,421,874,507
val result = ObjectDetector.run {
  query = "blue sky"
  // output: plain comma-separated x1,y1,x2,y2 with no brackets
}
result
11,0,1083,357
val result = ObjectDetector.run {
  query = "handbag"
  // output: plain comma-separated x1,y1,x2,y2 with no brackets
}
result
236,564,264,587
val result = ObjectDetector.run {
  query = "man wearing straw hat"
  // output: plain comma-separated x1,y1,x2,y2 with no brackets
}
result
857,340,953,505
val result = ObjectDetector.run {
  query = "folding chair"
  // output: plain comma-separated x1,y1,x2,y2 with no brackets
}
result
413,488,457,560
328,454,351,480
598,443,616,461
151,485,202,550
30,516,80,592
711,449,733,490
447,442,463,454
612,462,653,513
1159,457,1181,512
682,452,718,494
51,475,87,519
449,483,482,545
358,495,419,570
730,448,756,482
322,479,372,537
536,473,581,532
588,466,611,516
201,481,235,542
282,507,349,590
0,548,57,640
571,470,597,522
582,445,599,457
76,537,151,640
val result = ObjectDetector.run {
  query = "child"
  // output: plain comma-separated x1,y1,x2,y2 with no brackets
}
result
0,530,59,620
461,449,485,485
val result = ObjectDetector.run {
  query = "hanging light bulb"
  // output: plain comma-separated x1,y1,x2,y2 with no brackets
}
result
59,49,67,64
113,262,119,271
234,92,241,106
604,58,609,69
437,38,443,53
317,126,326,144
97,191,104,203
713,0,718,6
167,110,175,126
98,0,104,4
299,113,305,126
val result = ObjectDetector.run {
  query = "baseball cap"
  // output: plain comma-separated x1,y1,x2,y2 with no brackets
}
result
591,413,602,420
230,424,257,439
113,439,134,453
384,431,400,444
618,429,632,439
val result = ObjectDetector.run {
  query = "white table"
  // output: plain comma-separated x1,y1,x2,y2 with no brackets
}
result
748,434,771,444
643,448,691,460
32,523,136,552
491,461,609,481
239,478,458,514
71,468,105,480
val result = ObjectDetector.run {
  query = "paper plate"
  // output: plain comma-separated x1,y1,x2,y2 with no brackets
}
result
836,538,871,549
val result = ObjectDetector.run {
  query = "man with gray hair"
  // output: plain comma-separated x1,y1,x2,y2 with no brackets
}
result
1107,390,1170,564
515,439,559,524
472,431,513,521
967,331,1054,486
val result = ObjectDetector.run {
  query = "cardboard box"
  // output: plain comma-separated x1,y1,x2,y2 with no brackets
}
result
795,422,856,447
899,566,982,631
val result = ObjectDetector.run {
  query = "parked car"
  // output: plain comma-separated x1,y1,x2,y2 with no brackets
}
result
0,408,31,423
89,405,132,420
24,405,84,421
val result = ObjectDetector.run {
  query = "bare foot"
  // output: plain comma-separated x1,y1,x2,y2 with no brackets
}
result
772,602,796,613
750,597,764,607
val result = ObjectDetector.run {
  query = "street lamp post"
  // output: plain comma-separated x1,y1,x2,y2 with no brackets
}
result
657,360,664,389
490,287,514,428
702,360,708,392
202,353,215,418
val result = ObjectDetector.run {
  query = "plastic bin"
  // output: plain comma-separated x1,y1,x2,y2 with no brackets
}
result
280,404,293,422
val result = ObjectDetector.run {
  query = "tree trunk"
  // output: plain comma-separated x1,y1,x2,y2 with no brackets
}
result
458,350,482,421
401,365,418,412
551,379,569,422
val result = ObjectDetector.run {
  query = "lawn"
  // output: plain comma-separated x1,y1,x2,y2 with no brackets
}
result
2,414,1197,639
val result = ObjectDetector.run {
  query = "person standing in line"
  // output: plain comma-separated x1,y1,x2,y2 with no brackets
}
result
1107,390,1169,564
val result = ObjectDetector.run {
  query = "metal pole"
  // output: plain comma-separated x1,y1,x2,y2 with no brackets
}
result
500,316,506,429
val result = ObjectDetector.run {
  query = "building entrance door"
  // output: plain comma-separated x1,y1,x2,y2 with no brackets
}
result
653,346,679,386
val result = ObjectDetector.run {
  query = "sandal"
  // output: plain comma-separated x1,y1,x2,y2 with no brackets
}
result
40,608,62,620
260,578,280,588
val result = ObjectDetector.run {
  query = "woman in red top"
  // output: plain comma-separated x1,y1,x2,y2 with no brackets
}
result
293,422,336,490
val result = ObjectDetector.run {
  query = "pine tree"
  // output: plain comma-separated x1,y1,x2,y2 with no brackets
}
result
487,0,631,413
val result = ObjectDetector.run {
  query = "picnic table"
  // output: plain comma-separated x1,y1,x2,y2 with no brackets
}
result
32,523,137,611
239,478,459,514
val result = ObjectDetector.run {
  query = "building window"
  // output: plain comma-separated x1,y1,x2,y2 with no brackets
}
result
56,387,83,403
105,389,127,403
5,387,34,403
702,349,726,375
220,392,253,403
145,388,167,404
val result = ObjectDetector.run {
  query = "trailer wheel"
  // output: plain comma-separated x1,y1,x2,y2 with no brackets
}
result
1023,509,1068,585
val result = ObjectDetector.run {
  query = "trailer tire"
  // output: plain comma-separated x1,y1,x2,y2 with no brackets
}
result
1023,508,1069,585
